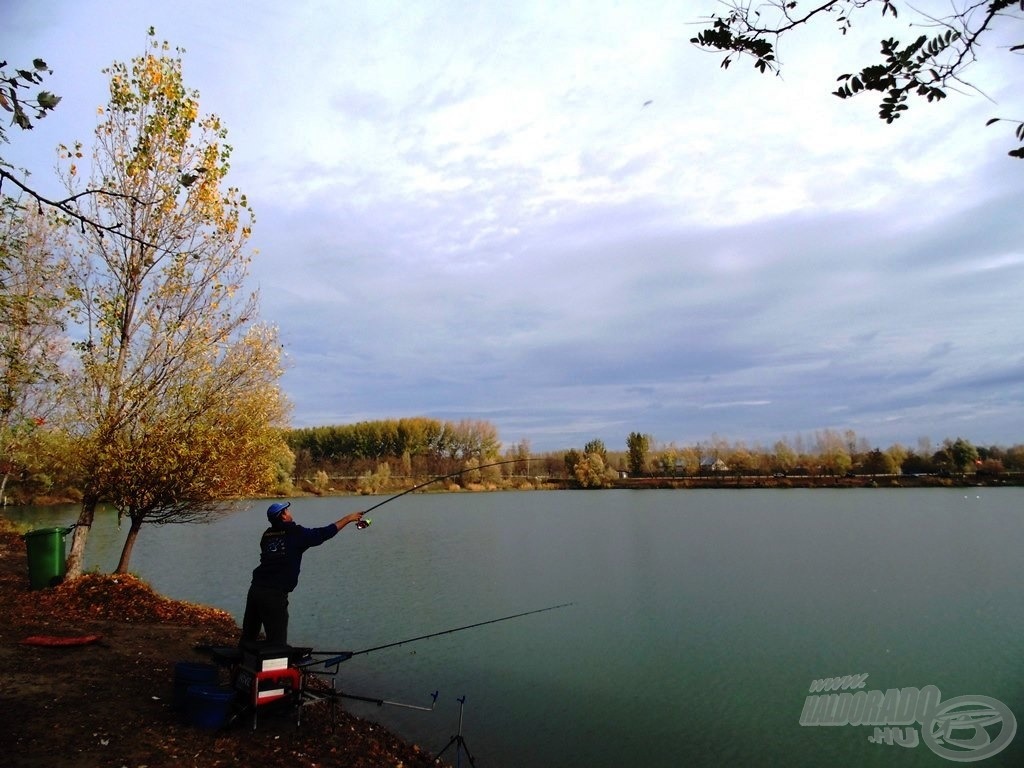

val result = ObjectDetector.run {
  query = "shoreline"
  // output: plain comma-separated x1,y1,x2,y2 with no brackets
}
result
0,516,448,768
9,470,1018,509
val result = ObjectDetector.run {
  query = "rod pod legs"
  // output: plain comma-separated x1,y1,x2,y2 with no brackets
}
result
434,695,477,768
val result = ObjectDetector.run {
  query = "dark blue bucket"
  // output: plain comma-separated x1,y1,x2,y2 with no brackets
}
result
173,662,219,710
187,684,236,730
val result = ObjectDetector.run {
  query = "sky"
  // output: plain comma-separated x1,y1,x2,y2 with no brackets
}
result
4,0,1023,454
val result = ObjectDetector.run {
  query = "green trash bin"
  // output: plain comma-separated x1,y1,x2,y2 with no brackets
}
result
23,526,73,590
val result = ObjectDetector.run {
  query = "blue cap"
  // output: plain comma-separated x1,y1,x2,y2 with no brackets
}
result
267,502,291,522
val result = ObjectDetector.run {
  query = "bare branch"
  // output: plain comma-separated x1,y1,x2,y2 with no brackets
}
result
0,168,186,252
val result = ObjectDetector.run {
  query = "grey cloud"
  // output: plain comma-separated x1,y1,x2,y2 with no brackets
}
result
9,0,1022,454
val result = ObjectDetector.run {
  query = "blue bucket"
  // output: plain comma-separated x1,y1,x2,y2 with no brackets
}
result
173,662,219,710
187,684,236,730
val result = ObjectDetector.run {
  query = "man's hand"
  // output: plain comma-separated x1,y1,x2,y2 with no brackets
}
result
336,511,365,530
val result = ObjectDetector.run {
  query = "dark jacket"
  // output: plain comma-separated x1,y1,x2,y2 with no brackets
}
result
250,520,339,592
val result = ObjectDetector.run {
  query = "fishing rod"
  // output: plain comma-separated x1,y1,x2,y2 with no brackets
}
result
300,602,574,669
356,457,532,527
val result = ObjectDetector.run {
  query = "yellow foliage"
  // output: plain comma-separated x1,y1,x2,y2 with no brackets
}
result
58,27,273,571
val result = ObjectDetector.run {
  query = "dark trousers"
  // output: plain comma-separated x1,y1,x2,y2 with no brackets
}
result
241,584,290,645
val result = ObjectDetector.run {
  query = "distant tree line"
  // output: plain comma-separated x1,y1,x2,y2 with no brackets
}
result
608,430,1024,482
286,424,1024,492
286,417,501,478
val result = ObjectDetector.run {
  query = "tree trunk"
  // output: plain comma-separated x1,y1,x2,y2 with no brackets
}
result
114,516,143,574
65,496,97,579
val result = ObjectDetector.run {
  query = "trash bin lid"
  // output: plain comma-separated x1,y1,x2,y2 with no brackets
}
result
23,527,71,539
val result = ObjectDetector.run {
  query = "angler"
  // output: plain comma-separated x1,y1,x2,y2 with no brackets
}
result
240,459,527,645
240,502,367,646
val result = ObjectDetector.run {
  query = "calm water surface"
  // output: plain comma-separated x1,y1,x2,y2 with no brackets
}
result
10,488,1024,767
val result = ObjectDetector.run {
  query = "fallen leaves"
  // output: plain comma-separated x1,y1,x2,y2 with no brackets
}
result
28,572,238,630
0,519,448,768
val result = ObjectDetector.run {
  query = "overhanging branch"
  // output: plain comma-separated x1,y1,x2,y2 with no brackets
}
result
0,168,190,252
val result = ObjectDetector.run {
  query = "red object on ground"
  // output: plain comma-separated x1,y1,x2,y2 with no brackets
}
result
20,634,102,647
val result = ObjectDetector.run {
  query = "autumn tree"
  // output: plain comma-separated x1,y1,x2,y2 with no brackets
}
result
942,436,979,474
272,440,296,495
0,62,70,502
357,461,392,495
583,438,608,464
574,451,610,488
727,444,756,480
861,448,897,476
1,57,170,241
0,200,67,501
505,438,532,475
976,458,1004,475
285,417,504,475
59,30,282,578
447,419,502,462
901,450,934,475
885,443,908,474
106,325,289,573
654,443,679,475
626,432,650,476
814,429,853,476
462,453,504,485
1005,445,1024,471
692,1,1024,157
563,448,581,477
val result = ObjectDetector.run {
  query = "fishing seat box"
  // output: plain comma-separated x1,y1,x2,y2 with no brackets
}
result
240,641,292,672
235,641,306,706
236,666,302,706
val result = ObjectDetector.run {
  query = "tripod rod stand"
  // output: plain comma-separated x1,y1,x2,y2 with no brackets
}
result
434,695,477,768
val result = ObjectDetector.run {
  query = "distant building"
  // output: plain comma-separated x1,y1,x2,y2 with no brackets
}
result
700,458,729,473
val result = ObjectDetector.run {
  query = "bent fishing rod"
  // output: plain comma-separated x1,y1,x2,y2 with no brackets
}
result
299,601,574,669
356,457,531,527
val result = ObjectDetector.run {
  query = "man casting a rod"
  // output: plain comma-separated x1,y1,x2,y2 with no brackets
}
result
241,501,365,646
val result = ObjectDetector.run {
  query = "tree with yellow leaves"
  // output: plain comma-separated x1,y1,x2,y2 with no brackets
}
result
0,202,68,502
106,324,290,573
59,29,287,578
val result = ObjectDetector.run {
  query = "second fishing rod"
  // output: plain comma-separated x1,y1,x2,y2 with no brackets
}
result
353,457,531,529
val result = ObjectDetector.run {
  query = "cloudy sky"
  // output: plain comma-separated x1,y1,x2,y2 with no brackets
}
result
5,0,1023,453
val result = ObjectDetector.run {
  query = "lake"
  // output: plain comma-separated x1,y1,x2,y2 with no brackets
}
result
8,488,1024,767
